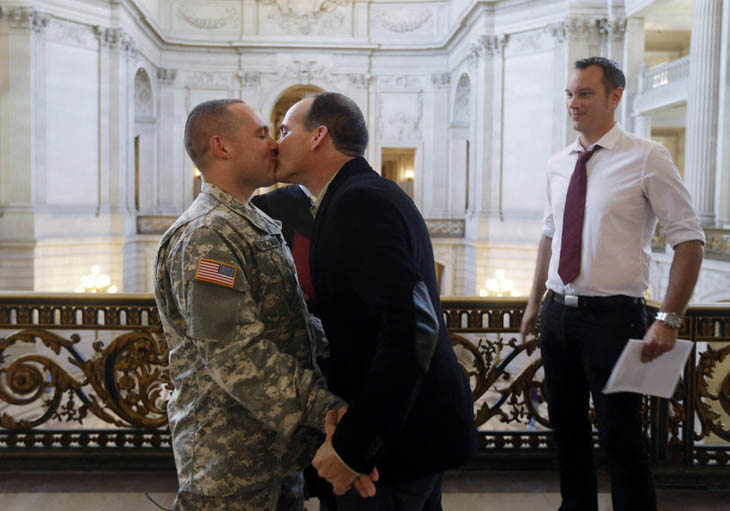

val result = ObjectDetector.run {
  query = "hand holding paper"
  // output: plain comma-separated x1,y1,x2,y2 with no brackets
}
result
603,338,693,399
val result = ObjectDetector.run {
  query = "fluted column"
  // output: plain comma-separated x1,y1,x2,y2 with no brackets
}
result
685,0,723,226
156,68,178,214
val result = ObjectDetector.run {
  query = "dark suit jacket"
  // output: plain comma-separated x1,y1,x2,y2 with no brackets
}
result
251,185,314,300
310,157,478,481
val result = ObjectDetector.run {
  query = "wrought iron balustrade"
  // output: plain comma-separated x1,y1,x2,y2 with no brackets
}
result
0,292,729,477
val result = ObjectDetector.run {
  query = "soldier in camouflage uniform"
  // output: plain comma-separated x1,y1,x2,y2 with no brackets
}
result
153,99,344,510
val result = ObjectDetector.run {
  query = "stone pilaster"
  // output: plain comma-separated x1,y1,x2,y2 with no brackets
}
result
684,0,723,226
621,17,645,132
94,26,135,216
157,67,177,214
550,18,602,150
0,7,50,290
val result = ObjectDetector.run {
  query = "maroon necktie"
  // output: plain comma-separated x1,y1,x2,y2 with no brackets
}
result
558,145,601,284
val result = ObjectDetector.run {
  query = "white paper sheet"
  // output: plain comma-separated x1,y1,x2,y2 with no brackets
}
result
603,338,693,399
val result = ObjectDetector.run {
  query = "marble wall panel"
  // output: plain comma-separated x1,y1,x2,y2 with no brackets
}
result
500,49,554,217
376,91,423,142
45,40,98,206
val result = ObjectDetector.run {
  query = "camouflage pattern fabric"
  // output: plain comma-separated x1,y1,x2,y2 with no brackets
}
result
173,472,304,511
154,182,343,507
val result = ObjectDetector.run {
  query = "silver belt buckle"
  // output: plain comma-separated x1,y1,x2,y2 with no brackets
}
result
564,294,579,308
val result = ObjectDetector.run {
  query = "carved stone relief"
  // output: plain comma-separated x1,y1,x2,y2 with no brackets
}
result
134,69,154,120
94,26,136,54
157,68,177,85
454,74,470,124
372,7,434,34
505,28,553,57
598,17,628,37
431,73,450,90
467,34,505,68
377,94,423,141
550,18,600,44
5,7,50,32
259,0,350,36
379,75,424,91
45,18,96,48
348,73,371,89
238,72,262,88
182,70,233,89
176,4,239,30
282,60,331,84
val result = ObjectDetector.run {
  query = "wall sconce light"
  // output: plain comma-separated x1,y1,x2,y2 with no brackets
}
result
193,166,201,178
404,169,415,181
75,265,118,294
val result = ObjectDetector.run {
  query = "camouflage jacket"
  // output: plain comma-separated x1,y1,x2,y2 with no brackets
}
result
154,182,342,497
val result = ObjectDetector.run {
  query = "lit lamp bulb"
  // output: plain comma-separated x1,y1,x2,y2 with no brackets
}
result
193,166,201,178
404,169,415,181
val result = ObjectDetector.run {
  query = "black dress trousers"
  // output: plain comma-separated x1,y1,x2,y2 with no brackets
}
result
539,292,657,511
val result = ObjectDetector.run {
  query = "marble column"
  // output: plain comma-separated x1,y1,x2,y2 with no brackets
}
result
0,7,49,290
684,0,723,226
425,72,450,218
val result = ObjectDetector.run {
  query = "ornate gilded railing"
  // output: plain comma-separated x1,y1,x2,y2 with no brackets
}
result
1,293,729,476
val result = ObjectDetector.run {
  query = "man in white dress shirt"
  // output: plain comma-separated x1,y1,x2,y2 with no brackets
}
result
520,57,704,511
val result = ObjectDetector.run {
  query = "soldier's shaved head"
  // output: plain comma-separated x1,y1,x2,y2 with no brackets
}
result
184,99,245,170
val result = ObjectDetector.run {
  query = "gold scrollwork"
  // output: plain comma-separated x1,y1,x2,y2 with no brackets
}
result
694,343,730,442
451,333,548,427
0,327,171,430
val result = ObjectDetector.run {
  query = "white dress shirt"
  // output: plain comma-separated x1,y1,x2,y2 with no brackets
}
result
543,123,705,298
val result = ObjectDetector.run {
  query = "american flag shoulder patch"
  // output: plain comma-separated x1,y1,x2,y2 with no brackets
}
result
195,258,237,288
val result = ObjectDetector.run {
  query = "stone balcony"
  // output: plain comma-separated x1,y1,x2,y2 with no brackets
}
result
633,57,690,115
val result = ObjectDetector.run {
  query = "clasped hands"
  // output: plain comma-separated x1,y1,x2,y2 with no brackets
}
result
312,406,379,498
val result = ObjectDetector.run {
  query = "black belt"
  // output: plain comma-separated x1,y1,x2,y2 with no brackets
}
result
548,290,645,308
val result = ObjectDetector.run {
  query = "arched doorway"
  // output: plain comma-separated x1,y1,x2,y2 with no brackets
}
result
269,84,324,136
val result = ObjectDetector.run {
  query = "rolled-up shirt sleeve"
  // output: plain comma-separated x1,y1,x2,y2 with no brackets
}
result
643,144,706,248
542,172,556,239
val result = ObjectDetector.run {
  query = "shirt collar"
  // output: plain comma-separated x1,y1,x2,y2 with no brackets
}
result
311,165,343,218
569,122,623,154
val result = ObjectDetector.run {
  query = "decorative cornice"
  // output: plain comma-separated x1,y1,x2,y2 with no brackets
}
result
467,34,506,68
157,68,177,85
94,26,135,53
431,72,451,90
5,7,50,32
426,219,465,238
549,18,596,43
598,17,628,37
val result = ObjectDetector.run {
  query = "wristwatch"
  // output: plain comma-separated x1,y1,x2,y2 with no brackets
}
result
656,311,682,329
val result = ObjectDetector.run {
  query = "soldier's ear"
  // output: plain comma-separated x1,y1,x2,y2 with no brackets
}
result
209,135,229,159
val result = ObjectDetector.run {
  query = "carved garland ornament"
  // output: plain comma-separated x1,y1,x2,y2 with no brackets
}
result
261,0,350,35
373,9,432,33
176,6,238,30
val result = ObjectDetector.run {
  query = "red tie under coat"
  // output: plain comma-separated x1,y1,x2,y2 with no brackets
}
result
558,145,601,285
